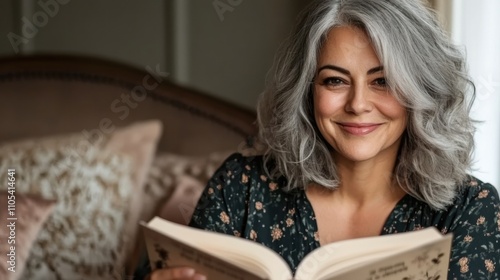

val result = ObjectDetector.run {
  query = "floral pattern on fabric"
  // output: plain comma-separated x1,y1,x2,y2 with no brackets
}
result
189,153,500,279
385,178,500,279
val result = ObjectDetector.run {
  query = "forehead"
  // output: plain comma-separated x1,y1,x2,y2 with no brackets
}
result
318,26,380,66
325,26,371,48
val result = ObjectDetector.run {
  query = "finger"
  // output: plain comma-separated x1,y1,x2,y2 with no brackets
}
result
149,267,195,280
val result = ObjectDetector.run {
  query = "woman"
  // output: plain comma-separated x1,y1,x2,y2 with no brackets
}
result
143,0,500,279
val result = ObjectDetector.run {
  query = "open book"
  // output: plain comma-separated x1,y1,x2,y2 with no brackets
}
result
141,216,452,280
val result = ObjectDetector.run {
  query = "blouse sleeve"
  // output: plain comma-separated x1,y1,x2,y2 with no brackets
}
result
188,153,250,237
448,181,500,279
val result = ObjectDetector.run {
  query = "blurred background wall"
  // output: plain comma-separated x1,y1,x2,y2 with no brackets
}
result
0,0,307,110
430,0,500,189
1,0,499,188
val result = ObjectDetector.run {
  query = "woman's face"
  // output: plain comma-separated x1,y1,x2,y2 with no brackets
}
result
314,26,407,164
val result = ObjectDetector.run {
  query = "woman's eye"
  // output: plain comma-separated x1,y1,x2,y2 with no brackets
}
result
373,77,387,87
322,77,345,86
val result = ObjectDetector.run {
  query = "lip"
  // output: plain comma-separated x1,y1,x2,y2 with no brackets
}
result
337,122,382,136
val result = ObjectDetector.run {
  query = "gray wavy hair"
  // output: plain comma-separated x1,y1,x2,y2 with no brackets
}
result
256,0,475,210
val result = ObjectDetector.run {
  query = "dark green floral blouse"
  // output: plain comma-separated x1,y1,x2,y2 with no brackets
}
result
136,153,500,279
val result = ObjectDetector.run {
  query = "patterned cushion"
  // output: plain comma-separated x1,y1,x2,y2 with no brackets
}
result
0,192,56,280
0,120,162,280
157,175,205,225
140,151,231,223
127,151,230,274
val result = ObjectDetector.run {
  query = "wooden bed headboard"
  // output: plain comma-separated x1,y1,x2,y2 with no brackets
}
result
0,55,257,155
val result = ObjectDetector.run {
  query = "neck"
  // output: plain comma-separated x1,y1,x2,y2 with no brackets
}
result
331,151,404,207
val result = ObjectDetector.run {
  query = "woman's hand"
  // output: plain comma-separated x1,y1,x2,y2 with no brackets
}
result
147,267,206,280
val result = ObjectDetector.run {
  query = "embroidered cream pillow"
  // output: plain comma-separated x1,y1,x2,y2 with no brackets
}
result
140,151,231,223
0,120,162,280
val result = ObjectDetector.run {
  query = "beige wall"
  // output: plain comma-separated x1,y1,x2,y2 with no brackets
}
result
428,0,453,34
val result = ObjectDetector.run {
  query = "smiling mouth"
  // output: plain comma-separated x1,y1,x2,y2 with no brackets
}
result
337,123,382,135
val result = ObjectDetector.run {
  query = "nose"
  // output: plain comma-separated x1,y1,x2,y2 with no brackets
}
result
344,84,373,114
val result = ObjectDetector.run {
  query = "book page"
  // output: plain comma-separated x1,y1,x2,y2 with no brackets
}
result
142,217,292,280
323,235,452,280
294,228,451,280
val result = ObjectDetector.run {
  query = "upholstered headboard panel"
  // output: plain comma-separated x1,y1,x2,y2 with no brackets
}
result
0,55,257,155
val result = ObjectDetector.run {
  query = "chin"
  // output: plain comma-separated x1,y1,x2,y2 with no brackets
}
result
345,154,379,163
334,149,380,163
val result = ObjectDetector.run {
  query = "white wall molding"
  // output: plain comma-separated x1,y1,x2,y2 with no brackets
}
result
171,0,190,85
19,0,36,54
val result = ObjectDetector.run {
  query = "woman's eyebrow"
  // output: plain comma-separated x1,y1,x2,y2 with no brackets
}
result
317,65,384,75
367,66,384,74
317,65,350,75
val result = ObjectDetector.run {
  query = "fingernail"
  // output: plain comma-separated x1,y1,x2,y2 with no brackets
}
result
180,268,195,277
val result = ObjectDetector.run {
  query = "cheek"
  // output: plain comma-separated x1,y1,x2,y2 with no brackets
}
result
314,91,344,119
378,97,407,128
